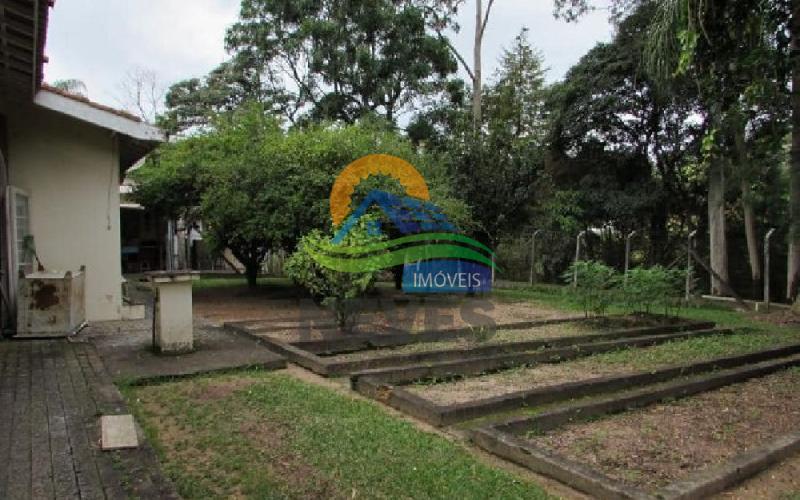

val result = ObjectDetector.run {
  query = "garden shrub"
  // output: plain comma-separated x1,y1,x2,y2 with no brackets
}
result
622,265,685,316
563,260,620,317
285,218,383,329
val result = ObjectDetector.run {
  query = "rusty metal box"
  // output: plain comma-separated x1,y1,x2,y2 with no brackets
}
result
17,268,86,337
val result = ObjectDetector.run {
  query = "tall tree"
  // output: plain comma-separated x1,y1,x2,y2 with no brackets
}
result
427,0,495,129
116,67,166,123
224,0,457,124
556,0,798,300
159,53,283,135
556,0,793,297
440,31,549,244
548,4,706,265
789,0,800,300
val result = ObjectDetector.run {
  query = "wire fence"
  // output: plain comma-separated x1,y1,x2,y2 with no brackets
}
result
493,227,792,304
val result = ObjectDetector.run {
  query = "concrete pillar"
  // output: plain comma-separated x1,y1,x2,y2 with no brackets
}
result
147,272,197,354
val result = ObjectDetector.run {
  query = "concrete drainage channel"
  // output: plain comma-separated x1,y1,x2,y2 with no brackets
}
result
467,353,800,500
225,315,716,377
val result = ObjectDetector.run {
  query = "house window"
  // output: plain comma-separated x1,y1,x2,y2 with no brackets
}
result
9,187,31,274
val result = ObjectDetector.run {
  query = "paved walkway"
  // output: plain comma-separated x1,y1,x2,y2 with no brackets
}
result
0,339,178,499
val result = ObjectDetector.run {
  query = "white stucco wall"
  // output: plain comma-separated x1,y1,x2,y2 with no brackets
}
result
3,102,123,321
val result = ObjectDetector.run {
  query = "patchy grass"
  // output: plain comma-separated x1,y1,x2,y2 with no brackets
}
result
494,284,796,333
585,327,800,370
123,370,554,500
408,328,800,405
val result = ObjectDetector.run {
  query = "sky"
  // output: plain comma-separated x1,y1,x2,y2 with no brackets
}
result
43,0,614,117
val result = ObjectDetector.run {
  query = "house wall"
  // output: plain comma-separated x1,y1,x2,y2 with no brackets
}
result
1,101,123,321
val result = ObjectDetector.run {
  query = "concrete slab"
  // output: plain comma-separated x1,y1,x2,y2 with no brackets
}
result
101,414,139,450
83,317,286,382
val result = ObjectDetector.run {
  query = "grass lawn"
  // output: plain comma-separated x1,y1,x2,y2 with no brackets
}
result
134,279,798,498
123,370,553,500
192,275,293,290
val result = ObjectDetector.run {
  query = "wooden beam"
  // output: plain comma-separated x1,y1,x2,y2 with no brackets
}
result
0,28,33,49
4,34,34,54
0,12,35,38
0,58,33,76
2,2,35,23
0,41,32,60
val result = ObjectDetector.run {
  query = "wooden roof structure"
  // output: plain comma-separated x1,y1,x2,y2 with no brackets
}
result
0,0,50,99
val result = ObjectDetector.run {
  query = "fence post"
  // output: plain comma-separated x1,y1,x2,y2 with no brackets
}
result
763,228,776,311
624,231,637,286
685,230,697,302
573,230,586,289
529,229,542,285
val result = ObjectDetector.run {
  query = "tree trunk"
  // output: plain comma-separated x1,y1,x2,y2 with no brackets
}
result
245,262,259,288
472,0,482,129
741,181,761,283
649,204,668,266
734,126,762,288
788,0,800,301
708,156,730,295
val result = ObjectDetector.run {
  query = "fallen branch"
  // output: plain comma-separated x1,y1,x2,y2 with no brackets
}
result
689,248,748,308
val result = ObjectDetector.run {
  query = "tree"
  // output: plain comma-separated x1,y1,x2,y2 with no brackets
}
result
555,0,798,299
285,217,383,328
439,31,549,245
547,5,706,268
483,28,547,140
51,79,88,97
224,0,457,124
116,67,165,123
426,0,495,129
133,104,471,287
159,53,284,135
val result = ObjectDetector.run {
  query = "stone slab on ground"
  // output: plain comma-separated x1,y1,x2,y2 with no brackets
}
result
101,415,139,450
83,317,286,381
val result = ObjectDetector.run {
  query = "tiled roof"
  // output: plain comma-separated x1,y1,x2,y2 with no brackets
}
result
40,83,144,123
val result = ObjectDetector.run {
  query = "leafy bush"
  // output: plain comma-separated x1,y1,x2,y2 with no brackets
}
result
563,260,619,317
285,219,383,329
622,265,685,316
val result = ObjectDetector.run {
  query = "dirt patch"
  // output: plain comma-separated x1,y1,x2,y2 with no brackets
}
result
237,415,343,499
259,323,399,343
529,368,800,492
750,309,800,328
193,378,258,401
193,284,571,331
133,376,345,499
714,450,800,499
323,315,674,362
408,359,638,405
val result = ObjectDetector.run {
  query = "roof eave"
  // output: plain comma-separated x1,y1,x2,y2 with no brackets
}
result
33,88,165,143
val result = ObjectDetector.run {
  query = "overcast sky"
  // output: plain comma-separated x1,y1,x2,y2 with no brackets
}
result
43,0,613,118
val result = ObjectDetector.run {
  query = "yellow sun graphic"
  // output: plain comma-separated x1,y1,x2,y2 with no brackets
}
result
329,154,430,226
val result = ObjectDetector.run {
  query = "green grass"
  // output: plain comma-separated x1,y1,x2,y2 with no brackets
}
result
585,327,800,370
494,283,795,332
191,276,293,290
123,371,553,500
